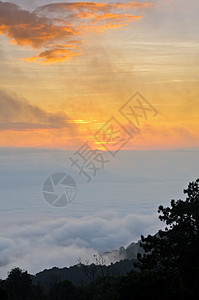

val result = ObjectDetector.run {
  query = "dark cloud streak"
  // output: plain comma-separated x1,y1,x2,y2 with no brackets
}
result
0,90,72,131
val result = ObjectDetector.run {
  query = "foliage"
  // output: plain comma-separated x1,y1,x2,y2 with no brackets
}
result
136,178,199,295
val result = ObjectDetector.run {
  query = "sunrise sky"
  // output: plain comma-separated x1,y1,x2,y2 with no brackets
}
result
1,0,199,278
0,0,199,150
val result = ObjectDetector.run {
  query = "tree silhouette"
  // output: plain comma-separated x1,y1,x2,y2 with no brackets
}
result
5,267,33,300
136,179,199,294
48,280,78,300
0,279,8,300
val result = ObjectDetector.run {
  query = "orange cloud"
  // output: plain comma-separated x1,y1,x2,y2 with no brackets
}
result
113,1,154,10
77,11,141,22
0,1,153,63
76,11,141,33
24,46,80,63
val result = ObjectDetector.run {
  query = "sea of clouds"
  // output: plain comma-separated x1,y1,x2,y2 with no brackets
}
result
0,211,161,278
0,148,198,278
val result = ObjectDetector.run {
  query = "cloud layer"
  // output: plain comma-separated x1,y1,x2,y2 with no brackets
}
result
0,1,153,63
0,90,72,130
0,211,160,278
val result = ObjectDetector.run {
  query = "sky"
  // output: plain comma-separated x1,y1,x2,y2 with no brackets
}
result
0,0,199,278
0,0,198,150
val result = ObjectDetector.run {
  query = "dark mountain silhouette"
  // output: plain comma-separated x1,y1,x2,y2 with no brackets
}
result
33,258,137,287
32,239,143,287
